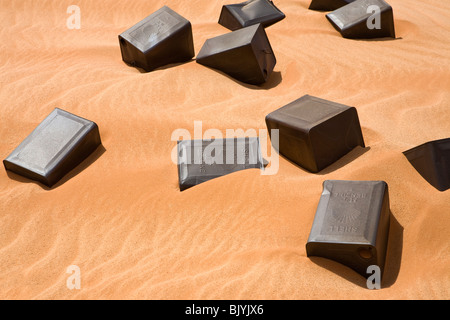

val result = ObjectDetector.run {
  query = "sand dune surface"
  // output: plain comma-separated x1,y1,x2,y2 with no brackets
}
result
0,0,449,299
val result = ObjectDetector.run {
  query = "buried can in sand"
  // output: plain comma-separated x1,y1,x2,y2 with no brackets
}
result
118,6,195,72
3,108,102,188
218,0,286,31
176,137,265,191
403,138,450,192
308,0,357,11
196,23,277,85
265,95,366,173
326,0,396,39
306,180,391,280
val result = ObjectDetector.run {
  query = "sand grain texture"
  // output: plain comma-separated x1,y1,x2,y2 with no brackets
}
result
0,0,449,299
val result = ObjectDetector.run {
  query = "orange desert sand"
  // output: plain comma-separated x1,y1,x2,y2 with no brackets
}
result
0,0,449,299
